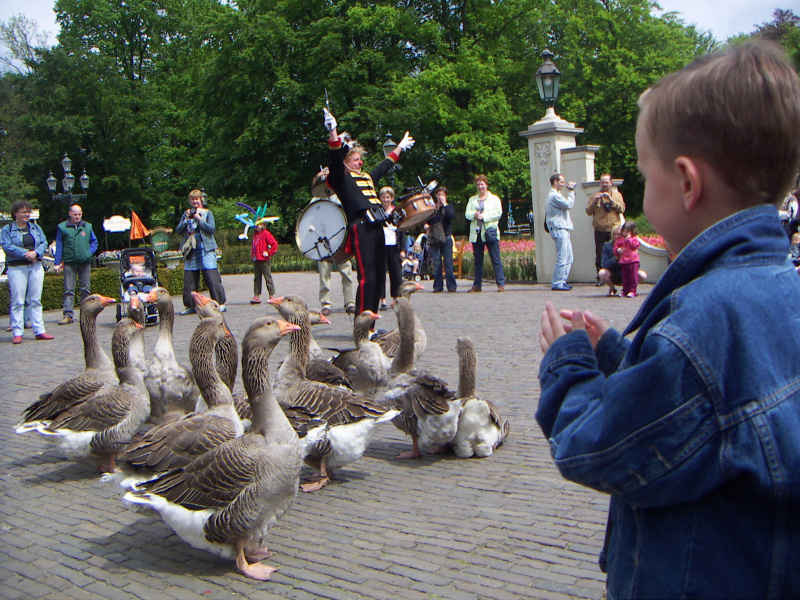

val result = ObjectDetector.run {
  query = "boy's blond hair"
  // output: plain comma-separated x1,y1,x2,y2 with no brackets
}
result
638,41,800,206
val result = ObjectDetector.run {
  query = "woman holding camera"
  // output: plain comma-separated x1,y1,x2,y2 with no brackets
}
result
586,173,625,284
176,189,227,314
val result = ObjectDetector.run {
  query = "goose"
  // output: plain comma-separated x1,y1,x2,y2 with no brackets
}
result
15,294,118,433
142,287,200,423
451,337,510,458
124,316,324,581
307,309,331,360
191,292,250,422
371,281,427,360
270,296,353,391
331,310,391,397
106,314,244,489
384,297,460,459
34,318,150,472
268,295,399,491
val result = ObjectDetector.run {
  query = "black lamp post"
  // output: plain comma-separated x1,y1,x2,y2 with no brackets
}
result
382,133,398,187
534,49,561,110
46,153,89,205
201,188,209,206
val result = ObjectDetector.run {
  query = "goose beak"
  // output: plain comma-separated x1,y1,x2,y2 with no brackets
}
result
415,282,424,290
134,321,144,330
223,324,233,337
98,295,117,306
130,295,139,309
367,311,381,319
142,289,158,303
192,292,211,307
276,319,301,335
318,316,331,325
267,296,285,307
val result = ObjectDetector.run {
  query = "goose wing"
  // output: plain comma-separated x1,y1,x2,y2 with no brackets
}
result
47,386,136,432
122,413,240,472
305,359,353,389
23,372,110,423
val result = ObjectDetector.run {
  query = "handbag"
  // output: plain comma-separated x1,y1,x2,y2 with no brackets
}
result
484,226,499,243
428,219,447,247
180,233,196,260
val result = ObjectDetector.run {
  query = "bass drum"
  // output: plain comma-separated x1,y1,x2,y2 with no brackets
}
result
396,192,436,231
295,200,352,263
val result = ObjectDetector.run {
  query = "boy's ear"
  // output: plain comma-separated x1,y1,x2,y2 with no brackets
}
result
675,156,702,212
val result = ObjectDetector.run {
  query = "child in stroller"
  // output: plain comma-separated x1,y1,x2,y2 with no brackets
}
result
402,231,433,281
117,248,159,324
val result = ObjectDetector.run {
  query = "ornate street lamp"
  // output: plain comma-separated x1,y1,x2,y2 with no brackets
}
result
382,133,397,158
201,188,209,207
46,153,89,205
382,133,399,187
535,49,561,110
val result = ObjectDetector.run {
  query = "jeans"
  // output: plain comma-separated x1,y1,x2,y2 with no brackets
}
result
550,229,573,286
63,261,91,318
472,231,505,288
431,238,457,292
8,262,45,336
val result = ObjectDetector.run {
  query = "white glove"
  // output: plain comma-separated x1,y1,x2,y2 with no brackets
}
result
323,108,337,131
397,131,415,151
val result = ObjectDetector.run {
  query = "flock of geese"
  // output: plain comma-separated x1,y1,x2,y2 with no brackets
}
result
13,282,510,581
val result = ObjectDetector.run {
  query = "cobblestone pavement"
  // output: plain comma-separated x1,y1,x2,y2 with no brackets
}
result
0,270,650,600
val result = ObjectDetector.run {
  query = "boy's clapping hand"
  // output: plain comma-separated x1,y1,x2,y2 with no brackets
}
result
540,302,610,352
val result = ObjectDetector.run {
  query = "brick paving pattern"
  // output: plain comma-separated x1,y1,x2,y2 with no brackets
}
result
0,271,649,599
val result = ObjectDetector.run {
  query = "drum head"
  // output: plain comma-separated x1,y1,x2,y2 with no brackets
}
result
311,179,333,199
295,200,348,261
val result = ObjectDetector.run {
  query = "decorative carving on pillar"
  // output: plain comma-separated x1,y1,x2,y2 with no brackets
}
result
534,142,551,168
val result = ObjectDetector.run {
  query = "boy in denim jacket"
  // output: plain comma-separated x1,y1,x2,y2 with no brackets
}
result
537,42,800,599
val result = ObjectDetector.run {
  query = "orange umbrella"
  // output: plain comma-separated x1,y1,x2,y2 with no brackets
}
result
130,211,151,240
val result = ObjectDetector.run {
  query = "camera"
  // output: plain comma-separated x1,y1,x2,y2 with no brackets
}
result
190,207,197,215
603,201,612,212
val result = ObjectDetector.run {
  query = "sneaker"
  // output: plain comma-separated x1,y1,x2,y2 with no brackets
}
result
321,307,331,317
5,326,10,332
219,304,227,313
497,286,505,292
467,287,482,293
180,307,196,316
250,297,261,304
551,284,571,291
36,333,54,340
346,306,356,315
13,336,22,344
380,302,388,311
626,292,636,298
58,316,73,325
608,287,618,297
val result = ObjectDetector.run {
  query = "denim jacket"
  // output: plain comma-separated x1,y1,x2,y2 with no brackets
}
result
176,208,218,252
537,205,800,599
1,220,48,261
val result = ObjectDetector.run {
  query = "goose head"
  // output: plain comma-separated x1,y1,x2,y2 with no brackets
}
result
192,291,224,322
142,287,172,309
80,294,116,316
112,317,145,369
397,281,424,301
354,310,380,346
308,309,331,326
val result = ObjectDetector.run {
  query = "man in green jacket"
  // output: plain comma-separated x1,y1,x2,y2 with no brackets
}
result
54,204,98,325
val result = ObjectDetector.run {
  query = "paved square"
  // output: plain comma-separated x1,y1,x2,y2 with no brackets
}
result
0,271,648,599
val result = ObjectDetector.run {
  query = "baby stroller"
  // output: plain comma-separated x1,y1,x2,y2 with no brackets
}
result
116,247,159,325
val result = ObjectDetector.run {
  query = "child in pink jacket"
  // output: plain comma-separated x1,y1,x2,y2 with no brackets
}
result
614,221,641,297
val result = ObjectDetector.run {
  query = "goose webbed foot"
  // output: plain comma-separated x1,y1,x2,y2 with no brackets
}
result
395,438,422,460
300,475,330,492
235,547,278,581
246,547,275,561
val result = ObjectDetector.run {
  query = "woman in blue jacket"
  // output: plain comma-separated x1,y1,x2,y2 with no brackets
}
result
1,201,53,343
